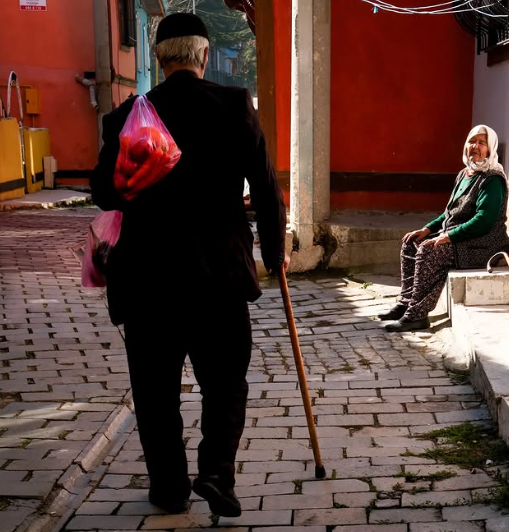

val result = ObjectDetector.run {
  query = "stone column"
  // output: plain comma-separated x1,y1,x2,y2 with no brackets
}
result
290,0,330,268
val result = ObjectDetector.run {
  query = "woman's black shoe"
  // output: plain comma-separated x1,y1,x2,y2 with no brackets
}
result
193,476,242,517
377,304,408,321
148,490,190,514
384,317,430,332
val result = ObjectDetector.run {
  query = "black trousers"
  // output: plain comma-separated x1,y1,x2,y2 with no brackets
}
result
123,293,252,499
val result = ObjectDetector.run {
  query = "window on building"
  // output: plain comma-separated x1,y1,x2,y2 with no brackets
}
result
119,0,136,48
455,1,509,62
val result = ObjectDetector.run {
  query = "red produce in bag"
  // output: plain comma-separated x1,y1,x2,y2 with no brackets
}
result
82,210,123,287
114,95,181,200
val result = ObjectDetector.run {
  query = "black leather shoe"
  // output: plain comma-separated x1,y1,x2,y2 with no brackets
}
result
193,476,242,517
148,490,190,514
377,304,408,321
385,316,430,332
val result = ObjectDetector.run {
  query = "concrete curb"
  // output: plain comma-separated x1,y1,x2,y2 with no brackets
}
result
0,190,91,211
17,392,137,532
448,300,509,448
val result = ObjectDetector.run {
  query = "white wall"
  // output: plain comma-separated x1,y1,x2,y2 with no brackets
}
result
472,53,509,170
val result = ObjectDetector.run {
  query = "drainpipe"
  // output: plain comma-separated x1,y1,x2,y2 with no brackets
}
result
93,0,113,150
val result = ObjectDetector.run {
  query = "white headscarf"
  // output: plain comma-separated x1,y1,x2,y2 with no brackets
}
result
462,124,506,178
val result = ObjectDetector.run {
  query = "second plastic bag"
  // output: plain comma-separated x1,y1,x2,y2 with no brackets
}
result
82,210,123,287
114,95,181,201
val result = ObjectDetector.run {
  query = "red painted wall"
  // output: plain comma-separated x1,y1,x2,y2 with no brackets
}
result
0,0,97,171
0,0,138,174
273,0,475,211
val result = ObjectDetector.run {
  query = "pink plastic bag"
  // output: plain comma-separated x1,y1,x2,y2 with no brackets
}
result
114,95,181,201
82,211,123,287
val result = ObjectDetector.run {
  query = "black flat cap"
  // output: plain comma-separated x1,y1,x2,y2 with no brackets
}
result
156,13,209,44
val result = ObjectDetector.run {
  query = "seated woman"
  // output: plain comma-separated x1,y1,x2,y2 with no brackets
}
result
379,125,509,332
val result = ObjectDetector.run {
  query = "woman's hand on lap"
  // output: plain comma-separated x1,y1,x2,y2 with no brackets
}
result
422,233,451,248
403,228,431,243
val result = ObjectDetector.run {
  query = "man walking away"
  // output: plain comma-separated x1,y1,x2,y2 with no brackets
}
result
90,13,288,518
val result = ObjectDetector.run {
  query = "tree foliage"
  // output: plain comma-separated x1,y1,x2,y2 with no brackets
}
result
164,0,257,94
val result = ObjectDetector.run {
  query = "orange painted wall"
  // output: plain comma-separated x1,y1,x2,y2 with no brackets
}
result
273,0,475,211
0,0,97,171
109,0,137,108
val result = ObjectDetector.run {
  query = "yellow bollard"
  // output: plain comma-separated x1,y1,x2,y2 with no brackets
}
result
0,117,25,201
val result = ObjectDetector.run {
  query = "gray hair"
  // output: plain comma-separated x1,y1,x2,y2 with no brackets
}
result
156,35,209,69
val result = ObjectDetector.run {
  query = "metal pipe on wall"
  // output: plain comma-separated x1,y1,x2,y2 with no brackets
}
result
93,0,113,150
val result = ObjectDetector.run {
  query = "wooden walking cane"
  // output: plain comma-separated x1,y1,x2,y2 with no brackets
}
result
278,267,326,479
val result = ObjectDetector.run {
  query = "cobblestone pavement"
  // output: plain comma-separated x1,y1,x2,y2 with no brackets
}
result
1,208,509,532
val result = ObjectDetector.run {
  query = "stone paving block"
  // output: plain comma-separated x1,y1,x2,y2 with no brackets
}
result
347,403,404,414
333,492,376,508
401,379,452,387
434,386,475,395
405,402,463,413
442,504,505,521
107,462,148,475
302,479,370,495
369,508,442,523
75,502,120,515
262,494,332,510
346,446,408,457
372,437,429,449
219,510,293,527
236,482,297,498
251,526,326,532
193,497,261,513
318,463,401,479
409,523,483,532
401,490,471,507
0,419,46,435
0,504,35,532
378,413,435,426
402,464,468,477
6,457,75,470
0,476,54,498
345,396,381,404
294,508,366,526
348,380,400,389
486,517,509,532
312,436,373,449
265,471,317,484
235,473,267,486
66,515,144,529
256,417,310,427
89,488,148,502
435,409,491,423
381,388,433,396
333,526,406,532
317,414,375,426
241,461,306,474
21,392,74,401
292,427,350,438
434,472,497,491
237,450,280,461
282,448,343,461
99,474,133,488
0,448,46,460
355,427,410,437
116,502,165,515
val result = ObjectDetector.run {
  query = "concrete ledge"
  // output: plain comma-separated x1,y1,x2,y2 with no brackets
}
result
447,269,509,448
324,211,440,274
448,269,509,306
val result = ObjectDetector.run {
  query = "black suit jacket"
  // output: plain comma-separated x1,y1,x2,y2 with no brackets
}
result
90,70,287,324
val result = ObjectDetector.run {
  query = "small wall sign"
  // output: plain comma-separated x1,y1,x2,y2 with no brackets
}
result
20,0,47,11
